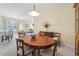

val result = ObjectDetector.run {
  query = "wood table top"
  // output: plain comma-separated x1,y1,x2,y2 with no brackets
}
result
20,35,56,49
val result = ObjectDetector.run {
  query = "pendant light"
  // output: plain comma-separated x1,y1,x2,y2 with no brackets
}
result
29,4,40,17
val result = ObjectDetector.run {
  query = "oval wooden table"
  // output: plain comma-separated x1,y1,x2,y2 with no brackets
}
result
20,35,57,56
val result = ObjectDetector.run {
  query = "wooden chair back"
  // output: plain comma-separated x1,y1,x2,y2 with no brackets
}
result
38,31,54,38
54,32,61,46
16,38,24,56
18,31,26,37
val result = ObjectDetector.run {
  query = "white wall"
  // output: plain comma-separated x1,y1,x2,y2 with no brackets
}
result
34,4,75,48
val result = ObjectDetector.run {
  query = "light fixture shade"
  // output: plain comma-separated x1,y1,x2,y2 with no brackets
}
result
29,10,40,16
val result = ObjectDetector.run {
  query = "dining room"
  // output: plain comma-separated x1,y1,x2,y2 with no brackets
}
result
0,3,75,56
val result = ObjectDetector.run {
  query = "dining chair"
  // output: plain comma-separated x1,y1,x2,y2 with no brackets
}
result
54,32,61,47
18,31,26,37
1,29,13,42
45,32,54,38
39,31,54,38
16,38,34,56
40,40,58,56
8,29,13,40
44,32,61,46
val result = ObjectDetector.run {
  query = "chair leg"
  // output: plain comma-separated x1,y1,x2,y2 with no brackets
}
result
17,53,20,56
32,51,34,56
32,49,36,56
17,53,19,56
37,48,41,56
1,36,4,42
11,36,13,40
58,40,60,47
53,42,57,56
6,36,9,42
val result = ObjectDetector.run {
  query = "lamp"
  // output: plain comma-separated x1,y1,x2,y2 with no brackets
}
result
29,4,40,17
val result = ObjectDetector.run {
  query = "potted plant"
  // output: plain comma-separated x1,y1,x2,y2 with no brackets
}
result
43,22,50,31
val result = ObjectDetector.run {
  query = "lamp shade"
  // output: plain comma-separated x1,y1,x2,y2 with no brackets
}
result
29,10,40,16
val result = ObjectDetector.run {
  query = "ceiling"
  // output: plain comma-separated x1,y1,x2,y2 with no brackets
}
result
0,3,73,20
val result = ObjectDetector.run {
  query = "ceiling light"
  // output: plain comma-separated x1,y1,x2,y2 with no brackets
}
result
29,4,40,17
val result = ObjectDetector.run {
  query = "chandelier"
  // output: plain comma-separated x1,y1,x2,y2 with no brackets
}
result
29,4,40,17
